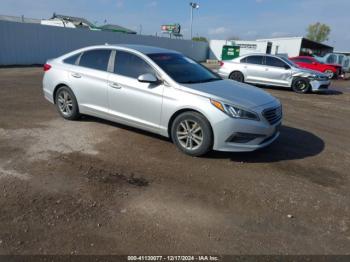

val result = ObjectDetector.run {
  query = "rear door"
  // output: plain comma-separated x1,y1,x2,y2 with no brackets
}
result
263,56,292,87
68,49,111,116
107,50,164,132
242,55,266,84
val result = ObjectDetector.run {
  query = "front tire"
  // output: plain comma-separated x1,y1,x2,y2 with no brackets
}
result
324,69,334,79
292,77,310,94
55,86,80,120
229,71,244,82
171,112,213,157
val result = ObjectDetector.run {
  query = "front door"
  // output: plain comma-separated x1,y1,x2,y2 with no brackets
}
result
263,56,292,87
107,51,164,132
244,55,266,84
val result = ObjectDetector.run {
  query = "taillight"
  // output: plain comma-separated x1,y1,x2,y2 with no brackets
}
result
43,64,51,72
219,61,224,67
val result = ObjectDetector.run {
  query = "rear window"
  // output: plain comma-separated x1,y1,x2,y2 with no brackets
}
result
63,53,80,65
245,56,264,65
79,49,111,71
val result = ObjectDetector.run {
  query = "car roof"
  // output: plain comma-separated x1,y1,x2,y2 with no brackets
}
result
291,56,314,59
88,44,180,55
238,53,286,58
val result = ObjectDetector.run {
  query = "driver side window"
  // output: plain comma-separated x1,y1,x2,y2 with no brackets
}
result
114,51,155,78
265,57,289,68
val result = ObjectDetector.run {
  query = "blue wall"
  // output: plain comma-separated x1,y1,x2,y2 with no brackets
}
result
0,21,209,65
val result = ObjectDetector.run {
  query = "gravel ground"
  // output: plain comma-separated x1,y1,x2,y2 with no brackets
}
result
0,67,350,255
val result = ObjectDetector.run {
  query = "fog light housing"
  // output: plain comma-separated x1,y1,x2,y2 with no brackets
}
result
227,132,265,143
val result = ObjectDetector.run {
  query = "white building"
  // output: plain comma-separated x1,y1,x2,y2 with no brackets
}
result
209,37,333,60
256,37,333,57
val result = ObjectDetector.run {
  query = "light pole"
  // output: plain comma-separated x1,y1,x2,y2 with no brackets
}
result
190,2,199,40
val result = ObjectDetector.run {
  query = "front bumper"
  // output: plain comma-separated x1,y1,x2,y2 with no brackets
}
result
310,79,331,92
212,101,282,152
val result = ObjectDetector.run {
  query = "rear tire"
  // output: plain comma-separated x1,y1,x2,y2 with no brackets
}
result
55,86,80,120
171,112,213,157
292,77,310,94
229,71,244,82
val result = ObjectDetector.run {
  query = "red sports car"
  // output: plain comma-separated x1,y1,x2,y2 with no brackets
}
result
289,56,342,79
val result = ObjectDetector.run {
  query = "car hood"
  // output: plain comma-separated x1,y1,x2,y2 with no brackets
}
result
292,67,327,78
180,79,277,109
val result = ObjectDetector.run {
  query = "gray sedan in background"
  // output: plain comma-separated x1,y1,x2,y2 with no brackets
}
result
217,54,331,93
43,45,282,156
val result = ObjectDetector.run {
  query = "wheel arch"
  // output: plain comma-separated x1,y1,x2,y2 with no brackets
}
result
229,70,245,81
53,83,74,104
167,108,214,143
291,76,311,93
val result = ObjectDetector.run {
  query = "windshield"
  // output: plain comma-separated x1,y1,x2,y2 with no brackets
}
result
148,53,221,84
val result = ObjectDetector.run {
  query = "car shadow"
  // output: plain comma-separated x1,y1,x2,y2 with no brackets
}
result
315,89,343,95
79,117,324,163
206,125,325,163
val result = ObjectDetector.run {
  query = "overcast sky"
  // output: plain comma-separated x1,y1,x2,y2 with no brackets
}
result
1,0,349,50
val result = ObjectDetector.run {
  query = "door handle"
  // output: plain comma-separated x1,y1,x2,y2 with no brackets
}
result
265,68,269,71
109,82,122,89
71,73,81,78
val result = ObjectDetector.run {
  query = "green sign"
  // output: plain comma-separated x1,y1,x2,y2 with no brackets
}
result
221,45,240,60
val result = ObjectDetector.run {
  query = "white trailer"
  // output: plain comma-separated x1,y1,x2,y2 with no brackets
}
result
209,39,271,60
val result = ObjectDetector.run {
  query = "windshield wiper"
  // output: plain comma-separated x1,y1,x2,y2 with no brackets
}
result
180,80,201,84
201,78,221,83
181,78,221,84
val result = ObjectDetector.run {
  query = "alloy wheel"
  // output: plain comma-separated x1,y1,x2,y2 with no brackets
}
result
57,90,74,116
230,72,244,82
176,120,203,151
295,80,308,91
324,70,334,79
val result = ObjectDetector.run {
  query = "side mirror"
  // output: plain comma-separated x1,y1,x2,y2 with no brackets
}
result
138,73,159,84
284,65,290,70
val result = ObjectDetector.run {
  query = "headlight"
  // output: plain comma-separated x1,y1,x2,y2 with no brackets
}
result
210,99,260,121
308,74,324,80
308,74,317,79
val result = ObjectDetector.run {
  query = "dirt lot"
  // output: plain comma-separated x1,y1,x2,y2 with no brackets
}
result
0,67,350,255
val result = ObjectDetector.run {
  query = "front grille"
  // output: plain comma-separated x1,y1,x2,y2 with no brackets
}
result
263,106,282,125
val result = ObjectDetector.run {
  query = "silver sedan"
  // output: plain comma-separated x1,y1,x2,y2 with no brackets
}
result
43,45,282,156
217,54,331,93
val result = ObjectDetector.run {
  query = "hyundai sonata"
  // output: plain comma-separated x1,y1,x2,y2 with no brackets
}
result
43,45,282,156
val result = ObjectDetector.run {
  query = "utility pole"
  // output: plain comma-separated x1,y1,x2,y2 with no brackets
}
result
190,2,199,40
